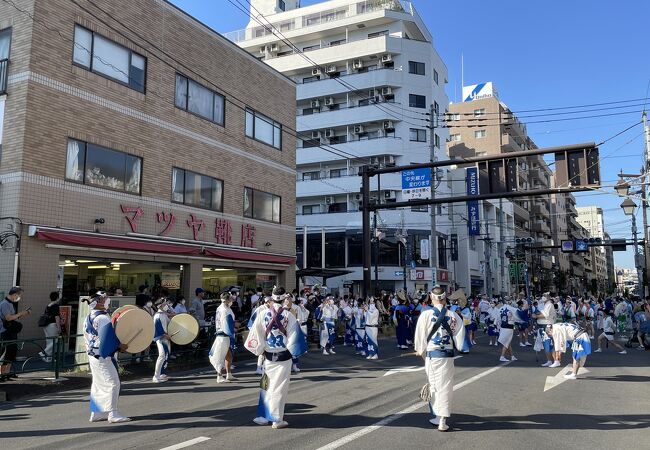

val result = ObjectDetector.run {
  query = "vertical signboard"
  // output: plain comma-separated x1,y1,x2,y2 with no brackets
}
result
466,167,480,235
450,234,459,261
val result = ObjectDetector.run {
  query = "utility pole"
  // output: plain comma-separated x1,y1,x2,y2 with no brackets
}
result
373,212,380,296
499,198,506,297
643,111,650,297
429,103,438,272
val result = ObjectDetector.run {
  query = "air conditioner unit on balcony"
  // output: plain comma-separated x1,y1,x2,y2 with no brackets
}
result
326,65,337,73
384,190,396,199
383,120,394,130
259,45,268,55
312,67,322,76
311,130,321,139
352,59,363,69
381,87,393,96
325,129,335,138
325,196,335,205
353,125,364,134
381,54,392,63
324,97,335,106
311,99,321,108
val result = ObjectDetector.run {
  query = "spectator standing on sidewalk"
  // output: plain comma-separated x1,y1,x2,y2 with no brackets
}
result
39,291,62,363
1,287,31,380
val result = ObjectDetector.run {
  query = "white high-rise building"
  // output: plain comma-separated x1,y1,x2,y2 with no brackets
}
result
227,0,451,295
577,206,608,289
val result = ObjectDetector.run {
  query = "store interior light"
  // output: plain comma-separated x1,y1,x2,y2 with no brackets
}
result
202,268,213,272
58,263,77,267
212,268,232,272
76,260,98,264
112,267,120,271
87,265,109,269
110,262,130,266
64,260,72,264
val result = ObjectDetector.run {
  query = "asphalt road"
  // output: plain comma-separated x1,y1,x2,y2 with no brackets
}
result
1,333,648,450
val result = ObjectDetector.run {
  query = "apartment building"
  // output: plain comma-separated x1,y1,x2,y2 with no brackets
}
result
228,0,452,294
0,0,296,337
577,206,609,290
448,83,554,294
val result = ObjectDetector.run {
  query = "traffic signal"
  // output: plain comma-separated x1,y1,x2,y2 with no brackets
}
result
515,237,535,246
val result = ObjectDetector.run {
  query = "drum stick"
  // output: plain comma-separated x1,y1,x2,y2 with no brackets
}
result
125,328,143,346
170,330,182,337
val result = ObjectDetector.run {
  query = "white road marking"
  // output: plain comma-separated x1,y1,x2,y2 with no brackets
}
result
316,361,510,450
159,437,211,450
543,364,589,392
384,356,463,376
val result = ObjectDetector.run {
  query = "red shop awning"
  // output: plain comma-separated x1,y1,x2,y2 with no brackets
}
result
36,230,202,255
205,247,295,265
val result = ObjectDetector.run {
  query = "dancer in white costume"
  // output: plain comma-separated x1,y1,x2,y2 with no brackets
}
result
320,296,338,355
209,293,237,383
497,301,520,363
414,287,465,432
353,300,367,356
246,287,308,429
83,292,131,423
364,297,380,359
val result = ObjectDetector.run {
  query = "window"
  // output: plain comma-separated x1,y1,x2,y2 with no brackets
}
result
328,202,347,213
244,187,281,223
434,134,440,148
434,101,439,115
409,94,426,109
438,236,448,269
330,168,347,178
302,75,320,84
73,25,146,93
245,108,282,150
433,69,439,85
473,108,486,117
469,235,476,251
278,0,286,11
474,129,487,139
449,134,461,142
302,171,320,181
330,39,346,46
66,139,142,194
302,205,320,215
303,44,321,52
302,139,320,148
172,168,223,211
409,128,426,142
408,61,425,75
175,74,225,125
0,28,9,95
368,30,389,39
448,113,461,121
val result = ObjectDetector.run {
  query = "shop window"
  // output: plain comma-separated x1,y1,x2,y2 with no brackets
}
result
380,237,399,266
175,74,225,126
73,25,146,93
172,167,223,211
245,108,282,150
66,139,141,194
244,187,281,223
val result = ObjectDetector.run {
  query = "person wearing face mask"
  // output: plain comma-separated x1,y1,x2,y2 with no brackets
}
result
364,297,380,360
533,293,558,367
209,293,237,383
38,291,62,363
319,296,338,355
152,298,172,383
83,291,131,423
172,295,188,314
1,287,31,380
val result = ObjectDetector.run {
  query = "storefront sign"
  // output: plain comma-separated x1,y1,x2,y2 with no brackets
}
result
161,272,181,289
410,268,435,281
437,270,449,282
120,205,256,248
59,305,72,339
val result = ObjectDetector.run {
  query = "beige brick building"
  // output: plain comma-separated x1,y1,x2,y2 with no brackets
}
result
0,0,296,338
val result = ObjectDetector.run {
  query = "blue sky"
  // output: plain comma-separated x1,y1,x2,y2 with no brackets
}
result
170,0,650,269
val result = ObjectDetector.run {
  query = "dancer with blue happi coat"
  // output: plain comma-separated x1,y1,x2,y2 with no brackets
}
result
394,291,411,349
414,286,466,432
533,293,558,367
245,287,307,429
497,300,519,363
341,299,355,347
364,297,380,360
545,322,592,379
83,292,131,423
353,300,367,356
152,298,173,383
320,296,338,355
209,293,237,383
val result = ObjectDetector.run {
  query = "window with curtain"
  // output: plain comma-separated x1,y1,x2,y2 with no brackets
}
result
175,74,225,125
245,108,282,149
65,139,141,194
243,187,281,223
172,167,223,211
72,25,146,93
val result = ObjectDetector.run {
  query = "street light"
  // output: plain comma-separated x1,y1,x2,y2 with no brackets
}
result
615,179,631,196
620,198,637,216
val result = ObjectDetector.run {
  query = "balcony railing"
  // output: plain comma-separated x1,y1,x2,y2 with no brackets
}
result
0,59,8,95
225,0,413,43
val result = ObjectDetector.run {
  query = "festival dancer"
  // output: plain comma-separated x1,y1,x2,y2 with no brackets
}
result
320,296,338,355
414,287,466,432
209,293,237,383
283,294,304,373
594,310,627,354
497,300,519,362
152,298,172,383
83,292,131,423
341,299,355,347
353,300,367,356
394,292,411,349
516,300,531,347
533,293,557,367
249,293,272,375
246,287,307,429
365,297,380,360
545,322,592,379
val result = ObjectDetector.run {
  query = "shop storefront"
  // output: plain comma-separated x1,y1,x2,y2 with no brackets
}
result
201,266,277,294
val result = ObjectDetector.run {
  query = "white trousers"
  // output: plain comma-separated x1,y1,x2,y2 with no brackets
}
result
425,357,455,418
209,336,230,373
88,356,120,413
43,323,59,357
155,339,170,378
257,358,292,422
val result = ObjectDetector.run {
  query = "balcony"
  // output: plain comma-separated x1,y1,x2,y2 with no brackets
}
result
0,59,7,95
297,172,401,197
531,220,551,236
512,201,529,222
502,133,525,152
532,203,549,216
298,135,403,164
297,67,403,98
297,100,402,130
